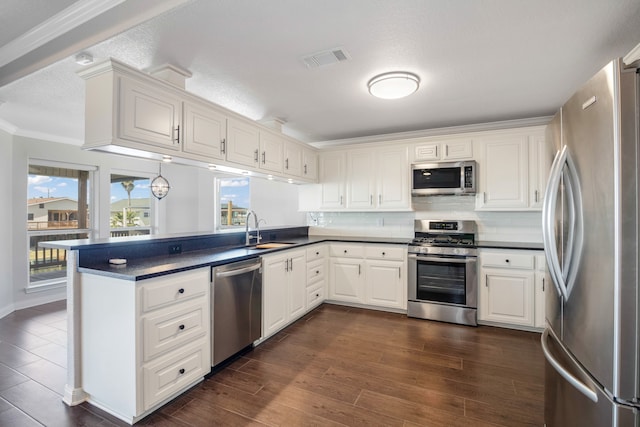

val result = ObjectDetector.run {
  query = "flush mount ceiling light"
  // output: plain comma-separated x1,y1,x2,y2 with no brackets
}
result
368,72,420,99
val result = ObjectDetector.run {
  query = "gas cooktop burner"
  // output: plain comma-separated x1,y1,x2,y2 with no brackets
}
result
411,236,475,246
411,219,477,248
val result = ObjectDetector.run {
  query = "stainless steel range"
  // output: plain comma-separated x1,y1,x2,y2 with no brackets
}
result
407,219,478,326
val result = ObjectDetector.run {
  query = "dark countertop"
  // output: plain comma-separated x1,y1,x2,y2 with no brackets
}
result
78,235,411,281
476,240,544,251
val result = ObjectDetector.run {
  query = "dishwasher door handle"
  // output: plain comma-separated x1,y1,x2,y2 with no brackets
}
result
215,262,261,278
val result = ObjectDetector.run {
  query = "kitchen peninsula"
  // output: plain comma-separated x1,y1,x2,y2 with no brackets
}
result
41,226,411,424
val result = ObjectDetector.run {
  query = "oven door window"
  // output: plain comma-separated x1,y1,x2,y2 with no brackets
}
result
413,167,461,190
416,259,466,305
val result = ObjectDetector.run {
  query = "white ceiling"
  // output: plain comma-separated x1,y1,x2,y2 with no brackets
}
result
1,0,639,146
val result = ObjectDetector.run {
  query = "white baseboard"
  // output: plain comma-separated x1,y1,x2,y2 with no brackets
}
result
14,293,66,311
0,303,15,320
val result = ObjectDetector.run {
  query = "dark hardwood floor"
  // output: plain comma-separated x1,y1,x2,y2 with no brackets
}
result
0,301,544,426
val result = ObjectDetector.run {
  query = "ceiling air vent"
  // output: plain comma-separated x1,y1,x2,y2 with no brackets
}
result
302,47,351,68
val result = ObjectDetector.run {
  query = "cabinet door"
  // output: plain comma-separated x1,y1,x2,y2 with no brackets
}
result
319,152,346,209
119,77,181,150
365,260,405,309
329,258,364,303
346,149,375,209
259,131,284,173
226,119,260,167
284,140,303,177
262,255,288,338
528,133,550,209
288,251,307,320
476,135,529,210
182,101,226,160
479,268,535,327
442,139,473,160
376,146,410,209
414,144,440,161
302,147,318,181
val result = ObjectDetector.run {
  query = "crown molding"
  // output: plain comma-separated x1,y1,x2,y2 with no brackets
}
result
0,118,83,146
0,0,127,68
623,42,640,66
310,116,553,148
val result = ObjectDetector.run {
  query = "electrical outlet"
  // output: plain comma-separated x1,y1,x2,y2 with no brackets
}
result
168,244,182,254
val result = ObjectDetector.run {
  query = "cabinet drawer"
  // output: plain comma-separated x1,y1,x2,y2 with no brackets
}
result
307,282,324,309
329,244,364,258
306,245,327,261
481,252,534,270
535,254,546,271
143,299,207,361
143,338,208,411
307,261,325,284
364,245,405,261
141,269,208,312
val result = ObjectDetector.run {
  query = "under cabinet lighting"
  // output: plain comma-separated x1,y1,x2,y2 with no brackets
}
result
162,155,172,162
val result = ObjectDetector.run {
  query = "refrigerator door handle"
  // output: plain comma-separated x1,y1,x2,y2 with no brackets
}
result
542,145,584,301
542,147,567,299
541,328,598,403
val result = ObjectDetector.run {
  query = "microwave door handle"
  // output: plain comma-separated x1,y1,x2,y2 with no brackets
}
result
542,145,568,300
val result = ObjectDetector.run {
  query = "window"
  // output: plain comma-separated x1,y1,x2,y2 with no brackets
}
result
27,162,94,289
217,176,250,229
110,173,153,237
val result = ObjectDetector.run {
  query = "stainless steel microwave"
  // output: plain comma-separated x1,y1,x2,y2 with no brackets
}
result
411,160,476,196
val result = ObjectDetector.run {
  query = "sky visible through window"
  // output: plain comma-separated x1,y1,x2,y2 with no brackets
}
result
220,177,249,208
28,175,77,199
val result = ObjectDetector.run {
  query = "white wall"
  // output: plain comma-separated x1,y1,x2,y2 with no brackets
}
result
250,177,306,228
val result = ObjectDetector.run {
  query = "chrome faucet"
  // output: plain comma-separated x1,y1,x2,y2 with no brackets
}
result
245,210,262,245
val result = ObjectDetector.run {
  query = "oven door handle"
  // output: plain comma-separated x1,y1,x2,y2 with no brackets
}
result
408,254,475,264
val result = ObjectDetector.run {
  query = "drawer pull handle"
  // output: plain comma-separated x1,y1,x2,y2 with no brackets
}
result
179,368,185,375
178,288,185,294
179,324,185,330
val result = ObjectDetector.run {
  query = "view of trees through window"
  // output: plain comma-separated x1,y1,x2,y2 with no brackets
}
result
110,174,152,237
27,164,91,287
218,177,250,228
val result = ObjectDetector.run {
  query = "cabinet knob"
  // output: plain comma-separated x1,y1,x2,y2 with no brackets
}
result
316,270,320,274
505,259,510,263
179,368,185,375
344,250,347,254
178,288,185,294
316,251,319,255
179,324,185,330
315,293,320,298
382,252,386,256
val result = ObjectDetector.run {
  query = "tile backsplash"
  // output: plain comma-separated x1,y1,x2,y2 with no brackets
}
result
307,195,542,242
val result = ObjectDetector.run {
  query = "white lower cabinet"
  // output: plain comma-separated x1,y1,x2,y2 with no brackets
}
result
329,243,407,310
534,254,547,329
80,268,210,424
262,249,307,339
478,249,545,330
306,244,327,311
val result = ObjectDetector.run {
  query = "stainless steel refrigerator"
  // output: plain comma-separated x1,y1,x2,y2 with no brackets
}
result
542,58,639,426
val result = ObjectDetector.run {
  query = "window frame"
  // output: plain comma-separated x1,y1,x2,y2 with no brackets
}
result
26,159,96,292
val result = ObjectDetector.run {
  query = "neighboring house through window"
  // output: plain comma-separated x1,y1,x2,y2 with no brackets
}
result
27,161,95,290
217,176,250,229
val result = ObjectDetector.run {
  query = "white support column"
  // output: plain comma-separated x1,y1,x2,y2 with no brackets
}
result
62,250,88,406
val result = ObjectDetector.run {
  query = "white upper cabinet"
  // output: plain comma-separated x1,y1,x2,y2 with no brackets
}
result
414,138,473,162
319,151,347,209
314,145,410,211
302,147,318,181
226,118,260,167
475,127,547,211
258,131,284,173
182,100,227,160
119,76,182,151
284,140,303,177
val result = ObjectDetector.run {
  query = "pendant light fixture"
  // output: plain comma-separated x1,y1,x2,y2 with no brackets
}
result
368,72,420,99
151,162,170,200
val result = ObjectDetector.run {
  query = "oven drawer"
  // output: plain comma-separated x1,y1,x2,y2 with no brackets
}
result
481,252,534,270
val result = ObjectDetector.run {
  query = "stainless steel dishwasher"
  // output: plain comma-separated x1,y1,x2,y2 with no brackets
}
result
211,257,262,367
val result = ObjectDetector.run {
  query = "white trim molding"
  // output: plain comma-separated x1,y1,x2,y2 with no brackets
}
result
623,42,640,66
